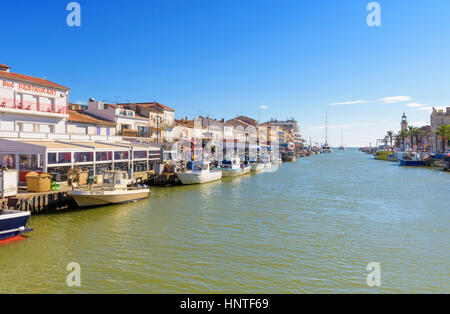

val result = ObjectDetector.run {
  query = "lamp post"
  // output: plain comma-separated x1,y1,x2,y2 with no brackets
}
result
153,115,163,143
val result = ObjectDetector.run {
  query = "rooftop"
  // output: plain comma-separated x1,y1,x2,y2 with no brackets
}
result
68,110,116,126
119,101,175,112
0,66,70,91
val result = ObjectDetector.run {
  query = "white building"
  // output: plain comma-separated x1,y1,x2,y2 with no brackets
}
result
0,63,70,139
85,100,150,138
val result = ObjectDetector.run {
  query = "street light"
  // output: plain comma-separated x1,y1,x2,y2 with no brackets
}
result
153,115,163,143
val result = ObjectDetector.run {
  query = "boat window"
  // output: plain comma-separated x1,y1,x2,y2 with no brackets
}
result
103,173,114,184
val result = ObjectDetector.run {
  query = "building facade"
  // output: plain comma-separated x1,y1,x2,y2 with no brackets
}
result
0,63,70,139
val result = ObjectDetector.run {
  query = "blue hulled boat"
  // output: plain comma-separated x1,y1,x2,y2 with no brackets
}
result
398,151,425,167
0,210,33,240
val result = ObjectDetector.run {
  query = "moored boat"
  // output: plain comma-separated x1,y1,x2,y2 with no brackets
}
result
398,151,425,166
0,210,33,240
374,149,395,161
219,157,243,177
68,171,150,207
250,161,265,172
176,161,222,184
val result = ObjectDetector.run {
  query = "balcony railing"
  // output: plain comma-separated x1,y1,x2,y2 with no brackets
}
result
0,97,68,115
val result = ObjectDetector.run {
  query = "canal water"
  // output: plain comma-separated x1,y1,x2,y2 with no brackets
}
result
1,149,449,293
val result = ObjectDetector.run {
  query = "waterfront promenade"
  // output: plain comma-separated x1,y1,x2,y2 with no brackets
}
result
1,149,448,293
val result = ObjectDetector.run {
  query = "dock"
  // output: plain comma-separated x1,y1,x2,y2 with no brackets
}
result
1,188,75,214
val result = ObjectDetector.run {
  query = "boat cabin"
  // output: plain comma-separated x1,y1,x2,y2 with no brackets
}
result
102,171,128,190
221,157,240,169
192,161,210,172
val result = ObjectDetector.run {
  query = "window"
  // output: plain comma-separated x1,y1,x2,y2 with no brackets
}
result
48,152,71,164
133,161,147,172
19,154,43,171
95,163,112,175
114,162,129,172
0,154,15,169
133,151,147,159
96,151,113,162
114,151,129,160
74,152,94,163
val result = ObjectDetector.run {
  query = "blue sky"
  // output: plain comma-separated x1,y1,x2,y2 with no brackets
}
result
2,0,450,146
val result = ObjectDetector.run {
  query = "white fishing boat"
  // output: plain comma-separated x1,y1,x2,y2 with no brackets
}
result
219,157,243,177
271,155,283,164
249,161,265,172
241,164,251,175
176,161,222,185
260,155,272,168
68,171,150,207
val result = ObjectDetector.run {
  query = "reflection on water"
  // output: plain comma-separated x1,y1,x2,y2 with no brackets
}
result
0,149,449,293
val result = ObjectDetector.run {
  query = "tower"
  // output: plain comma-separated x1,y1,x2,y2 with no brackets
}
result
401,112,408,131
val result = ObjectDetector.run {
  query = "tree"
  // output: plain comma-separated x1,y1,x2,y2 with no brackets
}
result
407,126,416,148
386,130,394,147
434,124,450,153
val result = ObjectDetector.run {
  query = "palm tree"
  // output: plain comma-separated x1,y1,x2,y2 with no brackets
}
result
407,126,416,148
411,127,422,149
386,130,394,147
434,124,450,153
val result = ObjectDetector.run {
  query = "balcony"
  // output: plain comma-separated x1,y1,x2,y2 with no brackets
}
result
0,97,68,117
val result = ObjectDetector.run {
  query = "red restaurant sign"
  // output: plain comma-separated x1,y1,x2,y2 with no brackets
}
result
2,80,58,96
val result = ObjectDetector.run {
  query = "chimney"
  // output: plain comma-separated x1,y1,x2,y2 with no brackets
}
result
0,64,10,73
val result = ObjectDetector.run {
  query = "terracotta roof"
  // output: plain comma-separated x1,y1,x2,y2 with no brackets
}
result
235,115,258,127
68,110,116,126
0,64,10,69
119,102,175,112
0,71,70,91
226,118,254,128
175,118,194,128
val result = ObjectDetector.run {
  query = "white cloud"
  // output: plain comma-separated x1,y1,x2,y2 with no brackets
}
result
413,106,447,112
379,96,411,104
328,100,368,106
409,121,427,127
405,102,426,108
259,105,269,110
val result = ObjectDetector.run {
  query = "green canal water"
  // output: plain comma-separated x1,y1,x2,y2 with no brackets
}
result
1,149,449,293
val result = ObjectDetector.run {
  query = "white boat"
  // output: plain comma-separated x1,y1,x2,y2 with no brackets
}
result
219,157,243,177
250,161,265,172
68,171,150,207
271,155,282,164
176,161,222,185
321,112,333,153
260,155,272,168
321,144,333,153
241,164,251,175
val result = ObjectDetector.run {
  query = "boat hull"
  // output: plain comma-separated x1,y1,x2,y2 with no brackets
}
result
0,211,33,240
250,163,264,172
68,189,150,207
176,171,222,185
221,168,242,177
241,166,251,175
399,159,425,166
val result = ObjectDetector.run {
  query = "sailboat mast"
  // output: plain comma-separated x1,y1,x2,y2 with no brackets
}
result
325,112,328,145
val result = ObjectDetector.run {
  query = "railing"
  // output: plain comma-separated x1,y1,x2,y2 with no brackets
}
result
0,97,68,115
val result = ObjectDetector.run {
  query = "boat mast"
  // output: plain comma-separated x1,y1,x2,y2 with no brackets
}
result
325,112,328,145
